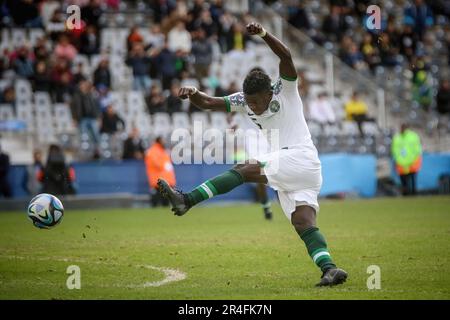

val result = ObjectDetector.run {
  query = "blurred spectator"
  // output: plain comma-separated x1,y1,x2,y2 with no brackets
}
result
166,81,182,113
0,87,16,109
391,124,422,196
226,23,249,52
322,5,349,41
344,91,375,136
193,9,218,38
72,62,87,85
209,0,225,22
93,58,111,89
24,149,44,196
71,80,101,147
342,42,367,71
191,28,213,82
54,34,78,62
437,79,450,115
50,59,73,103
37,144,76,196
96,84,113,112
122,127,145,160
46,7,67,41
34,37,51,63
412,70,432,111
217,10,235,52
0,144,12,198
127,26,144,52
79,25,100,56
189,0,205,23
308,92,337,126
100,105,125,135
403,0,434,39
146,24,165,50
151,0,176,24
360,33,380,71
168,21,192,53
399,25,418,61
5,0,43,28
13,46,34,78
378,33,400,67
146,84,167,114
126,42,152,92
145,136,176,207
32,61,52,92
80,0,103,28
288,2,311,31
154,41,178,90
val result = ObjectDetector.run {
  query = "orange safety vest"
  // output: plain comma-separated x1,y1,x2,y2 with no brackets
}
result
396,156,422,175
144,143,176,189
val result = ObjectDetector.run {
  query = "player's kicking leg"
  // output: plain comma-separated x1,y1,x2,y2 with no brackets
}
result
157,162,265,216
157,161,347,287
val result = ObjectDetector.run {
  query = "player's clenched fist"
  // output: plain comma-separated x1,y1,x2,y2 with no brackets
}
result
246,22,264,35
178,86,198,99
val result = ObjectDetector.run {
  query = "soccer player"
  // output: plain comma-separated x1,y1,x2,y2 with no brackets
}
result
157,22,347,286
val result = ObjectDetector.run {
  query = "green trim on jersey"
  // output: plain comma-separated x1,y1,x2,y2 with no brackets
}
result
223,96,231,112
280,74,298,81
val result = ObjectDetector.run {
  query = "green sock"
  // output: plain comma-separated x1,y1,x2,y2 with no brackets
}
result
298,227,336,273
187,169,244,206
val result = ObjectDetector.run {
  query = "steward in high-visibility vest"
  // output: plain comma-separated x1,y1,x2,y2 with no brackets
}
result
391,126,422,175
145,137,176,190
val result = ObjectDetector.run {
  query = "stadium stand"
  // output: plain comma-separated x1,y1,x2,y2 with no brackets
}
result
0,0,448,167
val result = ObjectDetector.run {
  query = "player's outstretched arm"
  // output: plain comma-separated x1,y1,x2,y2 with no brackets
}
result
178,86,227,112
246,22,297,80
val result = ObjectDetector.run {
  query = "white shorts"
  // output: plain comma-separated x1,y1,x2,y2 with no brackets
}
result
255,145,322,220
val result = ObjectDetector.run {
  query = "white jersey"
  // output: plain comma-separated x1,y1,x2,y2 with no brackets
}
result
224,77,314,151
224,76,322,218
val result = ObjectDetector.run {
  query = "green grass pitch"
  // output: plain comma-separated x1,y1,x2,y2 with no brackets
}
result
0,196,449,300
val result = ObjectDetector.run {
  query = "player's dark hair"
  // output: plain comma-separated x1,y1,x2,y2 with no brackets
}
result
243,70,272,95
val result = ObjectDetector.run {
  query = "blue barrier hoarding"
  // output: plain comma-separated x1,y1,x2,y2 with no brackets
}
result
6,153,386,200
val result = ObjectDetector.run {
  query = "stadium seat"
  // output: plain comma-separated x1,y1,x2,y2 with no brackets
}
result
210,112,229,131
191,112,210,143
0,105,15,121
127,91,145,110
152,112,172,140
11,29,26,48
15,79,33,99
29,29,45,46
0,79,11,92
172,112,191,131
37,126,56,144
362,122,380,137
73,55,91,76
54,104,75,134
135,113,152,137
342,121,360,136
90,54,102,70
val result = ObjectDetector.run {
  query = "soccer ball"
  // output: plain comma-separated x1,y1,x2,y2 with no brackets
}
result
27,193,64,229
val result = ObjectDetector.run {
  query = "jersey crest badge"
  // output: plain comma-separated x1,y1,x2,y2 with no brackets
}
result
269,100,280,113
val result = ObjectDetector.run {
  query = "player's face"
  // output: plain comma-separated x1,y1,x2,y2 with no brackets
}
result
245,91,272,115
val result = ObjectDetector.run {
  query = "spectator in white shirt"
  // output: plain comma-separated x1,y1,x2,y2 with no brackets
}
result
168,21,192,54
308,92,337,126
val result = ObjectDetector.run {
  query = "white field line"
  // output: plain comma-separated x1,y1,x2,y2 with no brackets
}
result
0,254,187,288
